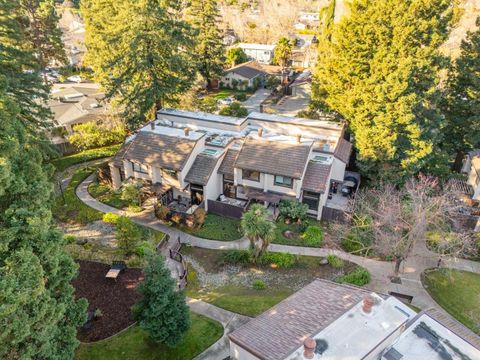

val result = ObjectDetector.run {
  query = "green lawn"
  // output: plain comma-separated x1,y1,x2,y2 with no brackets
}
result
51,144,121,172
423,269,480,334
272,219,324,247
88,179,129,209
182,214,242,241
53,167,103,224
75,313,223,360
208,88,252,100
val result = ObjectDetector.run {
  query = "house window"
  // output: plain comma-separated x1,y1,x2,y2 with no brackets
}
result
274,175,293,188
225,77,230,81
132,162,148,174
242,169,260,182
302,191,319,211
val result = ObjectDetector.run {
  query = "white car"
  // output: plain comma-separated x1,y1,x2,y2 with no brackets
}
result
217,97,234,105
67,75,83,83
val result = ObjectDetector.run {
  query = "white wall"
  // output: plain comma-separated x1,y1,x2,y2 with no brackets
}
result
123,159,133,179
221,72,253,90
203,156,225,210
330,157,346,182
235,168,265,190
263,173,300,198
241,48,274,64
151,166,162,184
110,164,122,189
248,119,343,140
229,341,261,360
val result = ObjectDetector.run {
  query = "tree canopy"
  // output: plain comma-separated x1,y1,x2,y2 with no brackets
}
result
81,0,195,129
273,36,293,69
186,0,225,88
226,47,248,67
312,0,452,182
0,1,87,357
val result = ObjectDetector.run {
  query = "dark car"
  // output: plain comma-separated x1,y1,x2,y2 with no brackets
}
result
341,176,358,197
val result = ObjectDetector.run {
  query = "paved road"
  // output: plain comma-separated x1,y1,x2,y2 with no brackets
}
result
242,88,271,113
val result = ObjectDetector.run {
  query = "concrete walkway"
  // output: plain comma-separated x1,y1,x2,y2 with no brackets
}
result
242,88,271,113
76,174,480,356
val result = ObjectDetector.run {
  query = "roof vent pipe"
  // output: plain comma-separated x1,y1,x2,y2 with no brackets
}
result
362,295,375,314
303,337,316,359
296,134,302,143
257,128,263,137
184,127,190,137
150,121,155,130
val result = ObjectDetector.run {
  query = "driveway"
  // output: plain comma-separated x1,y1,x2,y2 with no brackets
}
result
272,83,311,116
242,88,271,113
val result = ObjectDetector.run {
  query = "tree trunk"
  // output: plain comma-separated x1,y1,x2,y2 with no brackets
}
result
452,150,465,172
394,257,403,276
155,98,163,113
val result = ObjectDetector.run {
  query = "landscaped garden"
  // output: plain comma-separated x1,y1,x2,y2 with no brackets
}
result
422,268,480,334
181,214,242,241
182,246,370,317
51,144,121,172
75,313,223,360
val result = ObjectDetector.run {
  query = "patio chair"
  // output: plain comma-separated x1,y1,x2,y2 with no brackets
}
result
105,261,126,281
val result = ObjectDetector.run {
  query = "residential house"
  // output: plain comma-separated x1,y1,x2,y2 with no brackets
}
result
238,43,276,64
462,150,480,201
229,279,480,360
220,61,267,90
109,109,352,220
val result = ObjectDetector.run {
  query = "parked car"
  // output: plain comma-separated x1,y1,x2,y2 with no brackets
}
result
217,97,234,105
341,176,358,197
67,75,83,83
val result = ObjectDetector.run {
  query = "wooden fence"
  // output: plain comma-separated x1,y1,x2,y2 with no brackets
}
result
207,199,245,219
321,206,347,223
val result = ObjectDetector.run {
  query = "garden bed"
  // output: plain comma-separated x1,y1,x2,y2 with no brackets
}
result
88,178,130,209
73,260,144,342
271,219,328,247
181,214,242,241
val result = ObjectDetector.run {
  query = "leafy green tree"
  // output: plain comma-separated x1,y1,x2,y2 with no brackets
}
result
81,0,195,129
226,47,248,67
186,0,225,88
312,0,451,182
218,101,248,117
441,18,480,170
199,97,218,113
318,0,336,41
20,0,66,79
115,216,142,256
241,204,276,259
0,2,87,358
273,37,293,69
135,254,190,347
68,120,126,151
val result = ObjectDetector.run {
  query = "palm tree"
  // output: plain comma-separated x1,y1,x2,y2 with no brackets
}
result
241,204,276,260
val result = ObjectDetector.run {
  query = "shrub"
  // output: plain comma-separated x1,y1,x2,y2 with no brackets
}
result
103,212,120,224
115,216,142,256
94,309,103,318
154,204,170,221
218,102,248,117
302,226,324,247
327,254,344,269
193,208,206,228
121,180,142,206
199,97,218,113
127,204,143,213
64,235,76,244
252,279,266,290
222,250,251,265
258,252,295,268
234,92,248,101
171,213,182,226
336,266,370,286
135,241,155,257
279,200,308,222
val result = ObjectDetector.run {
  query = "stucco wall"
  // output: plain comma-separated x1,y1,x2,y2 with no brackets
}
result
230,341,261,360
241,48,274,64
221,72,253,90
330,157,346,182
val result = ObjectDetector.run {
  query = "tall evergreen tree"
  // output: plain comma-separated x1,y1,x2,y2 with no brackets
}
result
0,1,87,358
186,0,225,88
441,18,480,170
19,0,66,79
82,0,195,129
312,0,451,182
135,254,190,347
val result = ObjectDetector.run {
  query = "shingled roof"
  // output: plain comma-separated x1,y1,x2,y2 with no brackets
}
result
110,142,130,167
218,149,239,176
334,138,352,163
234,137,311,179
184,154,220,185
302,162,331,193
229,279,374,360
225,61,266,79
123,131,200,171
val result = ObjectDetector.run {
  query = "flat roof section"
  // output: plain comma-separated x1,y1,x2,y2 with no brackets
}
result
158,108,245,126
247,112,343,131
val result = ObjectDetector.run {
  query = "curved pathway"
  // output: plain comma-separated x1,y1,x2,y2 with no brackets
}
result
76,174,480,351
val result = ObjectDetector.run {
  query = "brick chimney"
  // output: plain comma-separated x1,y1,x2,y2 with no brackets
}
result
184,127,190,137
150,121,155,130
303,337,316,359
362,295,375,314
257,128,263,137
296,134,302,143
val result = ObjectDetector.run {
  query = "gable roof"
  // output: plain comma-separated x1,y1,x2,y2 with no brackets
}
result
225,61,266,80
123,131,200,171
111,142,130,167
234,137,311,179
302,162,331,193
184,154,220,185
228,279,374,360
334,138,352,163
218,149,239,176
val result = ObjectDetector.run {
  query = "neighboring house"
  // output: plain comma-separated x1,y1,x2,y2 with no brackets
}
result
462,150,480,201
229,279,480,360
298,11,320,26
58,1,86,66
238,43,276,64
294,22,307,30
109,109,352,220
220,61,267,90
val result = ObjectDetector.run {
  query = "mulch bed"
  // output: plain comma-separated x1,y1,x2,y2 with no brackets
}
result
72,260,144,342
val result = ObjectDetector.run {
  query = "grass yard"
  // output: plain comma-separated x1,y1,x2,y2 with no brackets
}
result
422,269,480,334
75,313,223,360
182,214,242,241
88,179,129,209
51,144,121,172
272,219,325,247
53,167,103,224
207,88,252,100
